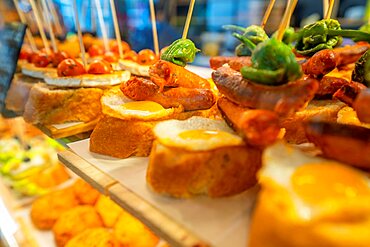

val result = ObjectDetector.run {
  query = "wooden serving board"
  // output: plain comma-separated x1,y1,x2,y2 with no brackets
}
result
36,118,100,139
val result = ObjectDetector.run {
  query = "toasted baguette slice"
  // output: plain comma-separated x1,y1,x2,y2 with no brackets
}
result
5,74,40,113
146,117,261,198
147,141,261,198
44,70,131,88
21,63,56,79
280,100,345,144
23,83,104,125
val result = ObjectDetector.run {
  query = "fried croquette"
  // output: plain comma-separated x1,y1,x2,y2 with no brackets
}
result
65,228,121,247
95,195,123,228
52,205,103,247
114,211,159,247
72,179,100,205
30,188,78,230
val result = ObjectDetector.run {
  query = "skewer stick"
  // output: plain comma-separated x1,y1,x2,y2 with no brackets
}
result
72,0,87,67
261,0,276,29
12,0,37,52
41,0,57,53
276,0,298,41
109,0,124,58
46,0,63,36
323,0,329,18
149,0,159,56
94,0,110,52
182,0,196,39
29,0,51,53
324,0,335,19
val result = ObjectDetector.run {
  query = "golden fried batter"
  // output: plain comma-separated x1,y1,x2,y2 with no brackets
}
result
95,195,123,228
30,188,78,230
72,179,100,205
65,228,121,247
114,211,159,247
52,205,103,247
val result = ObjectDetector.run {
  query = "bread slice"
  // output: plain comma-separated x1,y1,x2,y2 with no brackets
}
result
147,141,261,198
280,100,345,144
89,86,220,159
5,74,40,113
23,83,104,125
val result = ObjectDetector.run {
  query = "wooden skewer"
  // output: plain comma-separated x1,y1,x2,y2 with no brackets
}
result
29,0,51,53
109,0,124,58
12,0,37,52
46,0,63,36
324,0,335,19
182,0,196,39
323,0,329,18
261,0,276,29
276,0,298,41
72,0,87,67
41,0,58,53
149,0,159,56
94,0,110,52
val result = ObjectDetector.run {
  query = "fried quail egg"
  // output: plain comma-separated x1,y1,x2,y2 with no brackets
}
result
101,87,182,120
249,142,370,247
153,116,244,151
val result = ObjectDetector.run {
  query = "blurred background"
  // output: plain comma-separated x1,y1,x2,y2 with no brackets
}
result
0,0,369,65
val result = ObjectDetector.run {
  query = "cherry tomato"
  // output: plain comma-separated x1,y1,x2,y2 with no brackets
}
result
103,51,118,63
123,50,138,62
88,44,104,57
57,58,86,77
27,52,38,63
33,52,51,67
87,60,112,74
110,40,131,54
19,47,32,60
51,51,70,67
137,49,158,65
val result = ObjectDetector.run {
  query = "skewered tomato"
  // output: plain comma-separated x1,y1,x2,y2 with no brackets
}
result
27,52,38,63
110,40,131,54
88,44,104,57
51,51,70,67
123,50,138,62
88,60,112,74
137,49,157,65
33,52,51,67
19,47,32,60
103,52,118,63
57,58,86,77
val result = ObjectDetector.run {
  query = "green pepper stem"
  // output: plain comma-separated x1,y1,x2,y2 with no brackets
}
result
232,33,256,51
327,29,370,42
222,25,246,34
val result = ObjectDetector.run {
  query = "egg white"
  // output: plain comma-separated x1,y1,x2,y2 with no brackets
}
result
153,116,244,151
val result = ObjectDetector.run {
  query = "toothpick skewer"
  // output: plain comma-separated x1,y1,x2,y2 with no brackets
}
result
29,0,51,53
261,0,276,29
46,0,63,36
109,0,124,58
94,0,110,52
182,0,196,39
149,0,159,56
72,0,87,67
276,0,298,41
323,0,329,18
41,0,58,53
12,0,37,52
324,0,335,19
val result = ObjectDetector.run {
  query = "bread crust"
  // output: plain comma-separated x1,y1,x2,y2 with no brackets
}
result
147,141,261,198
23,83,104,124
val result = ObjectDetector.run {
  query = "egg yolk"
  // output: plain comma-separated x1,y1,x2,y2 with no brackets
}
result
291,163,370,204
178,130,235,140
121,101,164,112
